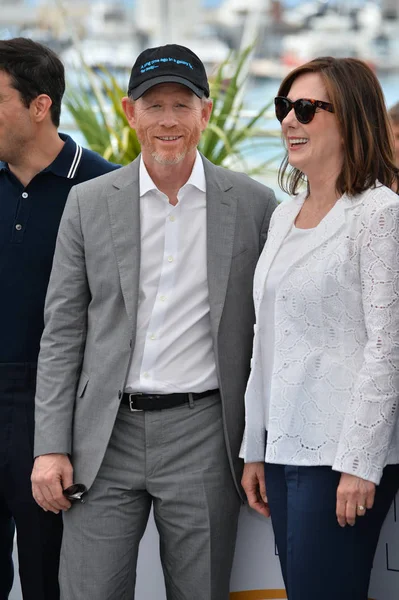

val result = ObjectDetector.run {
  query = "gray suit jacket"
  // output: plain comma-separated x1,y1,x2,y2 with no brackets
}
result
34,154,276,499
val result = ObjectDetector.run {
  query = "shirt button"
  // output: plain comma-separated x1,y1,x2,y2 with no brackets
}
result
169,215,175,222
15,224,22,231
150,334,156,340
160,295,167,302
22,192,28,199
167,256,173,263
143,372,150,379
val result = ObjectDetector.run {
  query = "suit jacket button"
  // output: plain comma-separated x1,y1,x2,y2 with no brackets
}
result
118,390,122,399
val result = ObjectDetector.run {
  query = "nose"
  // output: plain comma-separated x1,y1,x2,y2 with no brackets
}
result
281,106,297,130
282,106,296,124
159,107,179,127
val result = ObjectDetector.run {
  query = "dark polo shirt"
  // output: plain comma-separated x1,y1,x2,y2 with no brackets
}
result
0,133,120,364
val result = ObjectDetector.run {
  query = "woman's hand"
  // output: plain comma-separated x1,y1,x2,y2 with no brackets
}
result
241,462,270,518
336,472,376,527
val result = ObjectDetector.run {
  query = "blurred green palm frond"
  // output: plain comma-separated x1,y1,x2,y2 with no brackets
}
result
66,68,140,165
200,46,281,175
65,46,281,173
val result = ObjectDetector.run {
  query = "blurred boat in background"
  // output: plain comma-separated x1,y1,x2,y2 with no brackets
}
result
1,0,399,76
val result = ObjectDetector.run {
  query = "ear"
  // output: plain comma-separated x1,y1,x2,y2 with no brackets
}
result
122,96,136,129
201,99,213,132
30,94,53,123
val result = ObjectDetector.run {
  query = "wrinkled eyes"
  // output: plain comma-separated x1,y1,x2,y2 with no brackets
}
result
274,96,334,124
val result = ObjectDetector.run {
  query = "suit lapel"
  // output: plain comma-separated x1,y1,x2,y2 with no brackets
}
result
203,157,238,337
106,159,141,325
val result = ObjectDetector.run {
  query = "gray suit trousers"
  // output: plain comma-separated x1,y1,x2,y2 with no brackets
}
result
60,393,241,600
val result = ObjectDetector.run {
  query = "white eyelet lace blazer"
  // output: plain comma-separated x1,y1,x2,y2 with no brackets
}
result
241,183,399,484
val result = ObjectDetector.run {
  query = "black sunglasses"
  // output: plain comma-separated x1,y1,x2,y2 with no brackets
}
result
274,96,334,124
63,483,88,504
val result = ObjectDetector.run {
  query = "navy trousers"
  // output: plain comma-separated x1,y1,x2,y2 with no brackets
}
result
0,509,14,598
265,463,399,600
0,364,62,600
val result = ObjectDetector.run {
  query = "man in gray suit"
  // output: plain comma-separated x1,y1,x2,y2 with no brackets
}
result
31,44,276,600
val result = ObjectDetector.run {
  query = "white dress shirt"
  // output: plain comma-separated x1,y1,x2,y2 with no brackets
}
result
126,152,218,393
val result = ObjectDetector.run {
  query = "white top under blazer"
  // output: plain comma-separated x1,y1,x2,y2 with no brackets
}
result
256,225,314,430
241,183,399,485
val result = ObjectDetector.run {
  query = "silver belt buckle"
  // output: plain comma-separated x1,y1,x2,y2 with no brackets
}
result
128,393,143,412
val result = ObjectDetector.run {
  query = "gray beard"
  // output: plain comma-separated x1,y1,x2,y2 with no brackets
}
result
151,150,186,165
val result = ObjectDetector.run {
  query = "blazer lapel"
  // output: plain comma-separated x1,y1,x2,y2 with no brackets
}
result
254,193,348,314
284,194,347,271
254,197,303,312
203,157,238,337
106,159,141,325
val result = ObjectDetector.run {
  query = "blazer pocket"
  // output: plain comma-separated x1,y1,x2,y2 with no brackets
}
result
77,371,90,398
232,246,249,259
230,248,256,274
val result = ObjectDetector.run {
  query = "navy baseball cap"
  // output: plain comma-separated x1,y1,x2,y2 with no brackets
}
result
128,44,210,100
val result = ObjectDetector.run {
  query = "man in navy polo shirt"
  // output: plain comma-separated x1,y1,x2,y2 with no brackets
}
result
0,37,119,599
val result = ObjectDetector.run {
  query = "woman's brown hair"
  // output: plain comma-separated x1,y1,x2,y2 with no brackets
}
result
277,56,399,196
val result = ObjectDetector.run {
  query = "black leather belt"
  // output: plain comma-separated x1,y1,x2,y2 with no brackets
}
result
121,389,219,411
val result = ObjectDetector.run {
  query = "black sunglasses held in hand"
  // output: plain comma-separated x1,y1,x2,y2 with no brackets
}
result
275,96,334,124
63,483,87,504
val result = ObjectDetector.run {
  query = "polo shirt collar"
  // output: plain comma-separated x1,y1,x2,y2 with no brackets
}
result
139,150,206,198
0,133,83,180
42,133,83,179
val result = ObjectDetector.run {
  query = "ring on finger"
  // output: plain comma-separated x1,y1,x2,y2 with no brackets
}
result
357,504,366,512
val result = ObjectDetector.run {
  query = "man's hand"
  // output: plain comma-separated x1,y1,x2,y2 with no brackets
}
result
31,454,74,514
336,472,375,527
241,461,270,518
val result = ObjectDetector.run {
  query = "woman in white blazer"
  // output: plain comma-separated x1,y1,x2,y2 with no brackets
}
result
241,57,399,600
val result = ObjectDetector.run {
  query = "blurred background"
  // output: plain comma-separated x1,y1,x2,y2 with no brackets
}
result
2,3,399,597
1,0,399,200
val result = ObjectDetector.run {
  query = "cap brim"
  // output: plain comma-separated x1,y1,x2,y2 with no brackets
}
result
129,75,207,100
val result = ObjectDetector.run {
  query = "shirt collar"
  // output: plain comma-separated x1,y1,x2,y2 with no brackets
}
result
0,133,83,179
139,150,206,198
42,133,83,179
